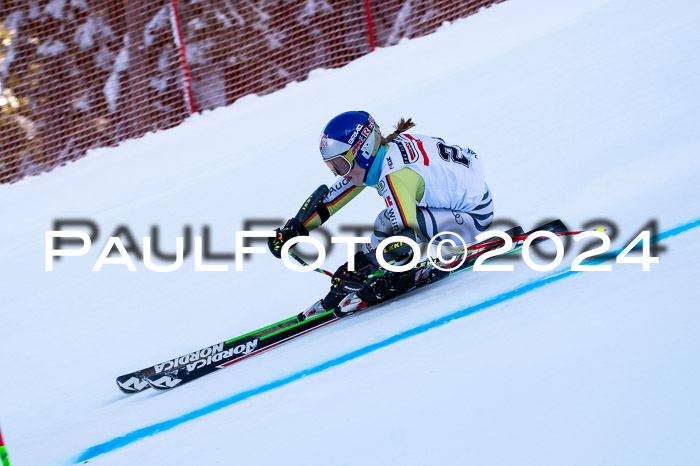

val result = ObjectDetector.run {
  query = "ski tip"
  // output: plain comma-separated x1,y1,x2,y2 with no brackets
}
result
116,375,151,394
147,374,183,390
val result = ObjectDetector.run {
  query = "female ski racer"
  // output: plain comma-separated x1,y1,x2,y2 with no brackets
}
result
268,111,493,318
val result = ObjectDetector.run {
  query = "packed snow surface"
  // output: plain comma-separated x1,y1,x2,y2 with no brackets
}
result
1,0,699,464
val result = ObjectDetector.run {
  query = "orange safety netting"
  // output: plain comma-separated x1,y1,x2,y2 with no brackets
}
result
0,0,503,184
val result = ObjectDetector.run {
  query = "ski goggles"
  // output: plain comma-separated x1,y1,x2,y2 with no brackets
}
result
320,136,358,176
324,152,355,176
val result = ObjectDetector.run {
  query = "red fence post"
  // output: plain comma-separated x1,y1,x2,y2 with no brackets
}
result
364,0,376,52
169,0,197,115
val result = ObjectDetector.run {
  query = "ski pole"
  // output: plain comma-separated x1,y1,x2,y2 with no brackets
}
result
287,248,334,277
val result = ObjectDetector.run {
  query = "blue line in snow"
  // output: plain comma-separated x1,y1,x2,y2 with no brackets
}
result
74,217,700,464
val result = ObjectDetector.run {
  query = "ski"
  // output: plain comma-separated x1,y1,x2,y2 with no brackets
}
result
116,186,334,394
115,314,301,393
146,311,341,390
143,219,573,391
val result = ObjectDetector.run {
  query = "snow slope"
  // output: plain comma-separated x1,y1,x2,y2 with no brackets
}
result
1,0,699,464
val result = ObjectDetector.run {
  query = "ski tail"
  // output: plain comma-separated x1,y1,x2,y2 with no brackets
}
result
524,219,568,240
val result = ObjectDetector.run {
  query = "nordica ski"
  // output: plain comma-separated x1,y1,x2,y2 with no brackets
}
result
116,186,333,394
143,219,575,391
146,311,341,390
115,314,301,393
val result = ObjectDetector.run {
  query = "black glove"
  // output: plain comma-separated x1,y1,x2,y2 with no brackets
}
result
332,252,378,294
322,251,376,310
268,218,309,259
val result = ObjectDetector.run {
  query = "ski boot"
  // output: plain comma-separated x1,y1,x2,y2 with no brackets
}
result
336,292,369,315
297,269,367,321
358,261,450,304
302,251,378,320
297,298,329,322
297,252,375,321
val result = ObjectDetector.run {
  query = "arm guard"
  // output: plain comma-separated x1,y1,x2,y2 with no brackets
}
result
303,177,365,230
